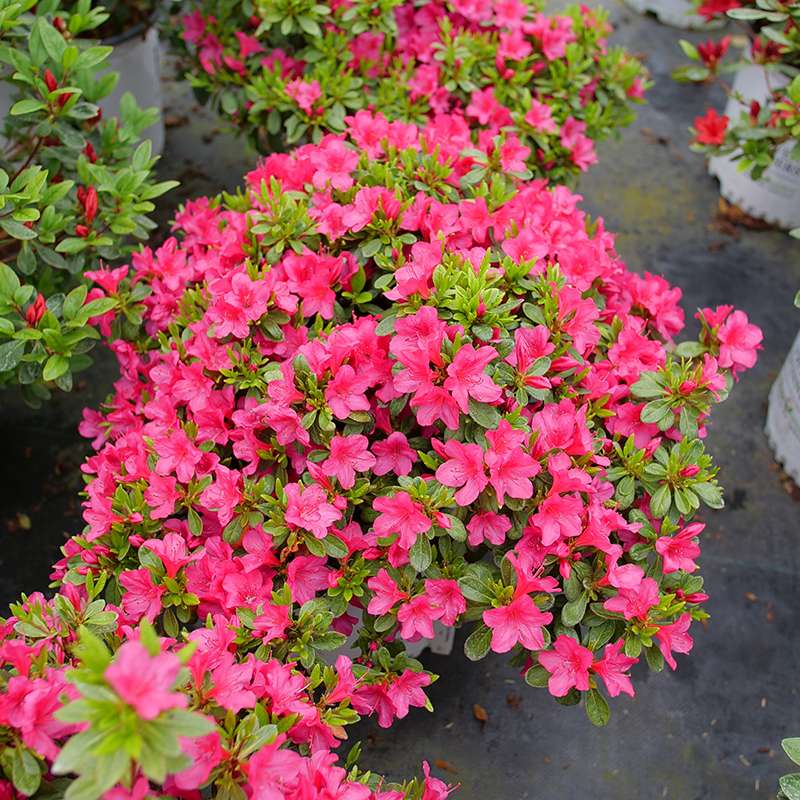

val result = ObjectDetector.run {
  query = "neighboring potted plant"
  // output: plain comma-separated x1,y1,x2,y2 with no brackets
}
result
622,0,722,32
0,0,176,405
673,0,800,229
170,0,647,185
75,0,165,154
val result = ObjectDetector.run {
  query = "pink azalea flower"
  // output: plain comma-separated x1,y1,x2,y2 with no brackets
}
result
154,428,203,483
435,439,488,505
286,79,321,113
524,99,558,133
466,511,512,546
287,555,330,604
367,569,407,616
529,492,584,545
386,669,432,719
717,309,763,375
144,474,181,520
397,595,443,640
538,635,593,697
655,522,703,573
372,492,431,551
105,641,186,720
483,593,552,653
325,364,370,419
174,732,224,790
592,641,637,697
372,432,417,476
444,344,502,412
321,434,376,490
142,532,194,578
424,579,466,625
310,137,359,191
655,613,694,670
200,464,242,526
603,576,660,620
119,569,164,623
411,384,461,430
483,557,553,653
284,482,342,539
253,604,291,643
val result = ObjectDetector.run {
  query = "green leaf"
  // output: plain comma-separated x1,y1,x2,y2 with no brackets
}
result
10,99,46,116
0,262,20,297
43,354,69,382
584,688,610,727
463,624,492,661
409,534,432,573
678,39,699,60
524,664,550,688
692,481,724,509
9,747,42,796
0,218,37,240
0,340,25,373
650,484,672,518
34,17,67,64
560,593,588,627
467,398,501,429
780,773,800,800
783,739,800,768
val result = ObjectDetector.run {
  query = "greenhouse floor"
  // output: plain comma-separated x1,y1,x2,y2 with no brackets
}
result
0,2,798,798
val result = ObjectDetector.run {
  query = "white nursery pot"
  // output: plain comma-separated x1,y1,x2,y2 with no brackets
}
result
766,332,800,485
0,24,164,155
323,609,456,665
708,65,800,230
102,24,165,155
622,0,722,29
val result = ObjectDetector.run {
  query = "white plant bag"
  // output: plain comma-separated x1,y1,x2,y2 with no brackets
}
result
708,64,800,230
623,0,722,30
766,332,800,486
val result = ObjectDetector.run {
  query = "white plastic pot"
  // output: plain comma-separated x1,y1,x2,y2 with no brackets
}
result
708,65,800,230
0,23,164,155
622,0,722,30
323,609,456,665
766,332,800,485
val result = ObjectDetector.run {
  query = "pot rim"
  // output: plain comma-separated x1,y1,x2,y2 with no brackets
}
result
100,2,160,47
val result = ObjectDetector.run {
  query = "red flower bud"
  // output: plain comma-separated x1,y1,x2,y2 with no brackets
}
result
680,465,701,478
43,69,58,93
75,224,91,238
83,142,97,163
57,91,72,108
53,17,65,32
25,293,46,327
82,186,98,224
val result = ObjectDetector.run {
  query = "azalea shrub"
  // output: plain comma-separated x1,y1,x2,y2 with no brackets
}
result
50,109,763,735
674,0,800,181
172,0,647,184
0,589,450,800
0,0,175,404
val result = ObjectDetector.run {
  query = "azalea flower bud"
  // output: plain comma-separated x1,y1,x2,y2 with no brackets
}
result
43,68,58,93
25,293,46,326
680,464,700,478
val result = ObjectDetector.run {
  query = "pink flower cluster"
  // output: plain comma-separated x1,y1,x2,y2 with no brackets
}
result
177,0,646,183
0,113,761,794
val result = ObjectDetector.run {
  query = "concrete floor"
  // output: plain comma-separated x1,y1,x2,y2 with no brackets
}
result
0,2,798,798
